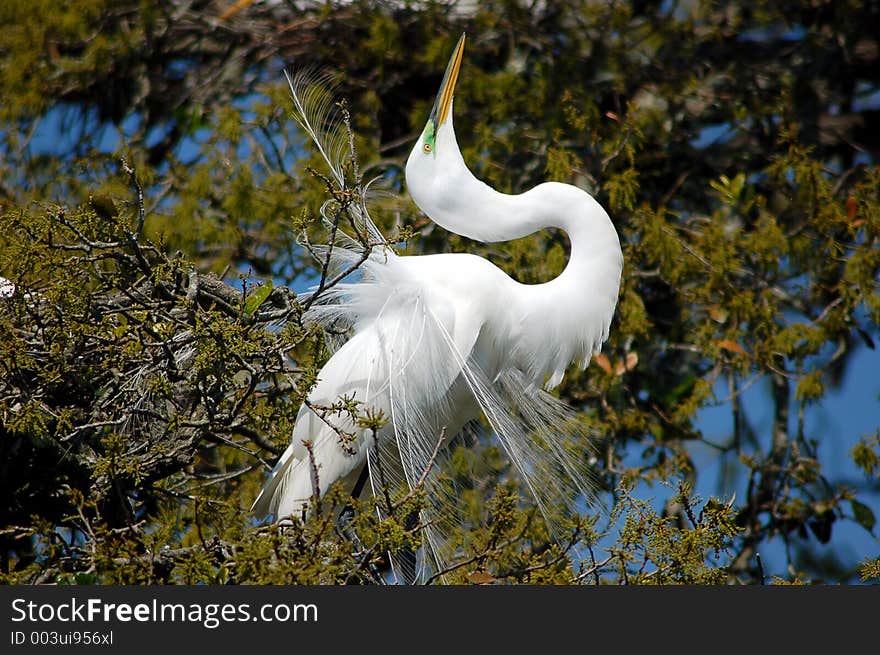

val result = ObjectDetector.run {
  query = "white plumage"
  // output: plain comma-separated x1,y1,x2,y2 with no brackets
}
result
253,35,623,580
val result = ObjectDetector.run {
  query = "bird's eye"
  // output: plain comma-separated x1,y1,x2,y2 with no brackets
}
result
423,143,432,153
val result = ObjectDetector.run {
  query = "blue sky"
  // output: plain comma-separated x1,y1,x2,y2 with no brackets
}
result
691,345,880,579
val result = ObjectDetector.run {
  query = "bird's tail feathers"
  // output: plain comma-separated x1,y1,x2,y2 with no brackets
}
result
284,69,347,188
285,69,386,253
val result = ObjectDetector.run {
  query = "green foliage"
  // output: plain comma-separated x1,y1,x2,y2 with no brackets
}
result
1,0,879,585
860,558,880,583
851,433,880,479
610,483,740,585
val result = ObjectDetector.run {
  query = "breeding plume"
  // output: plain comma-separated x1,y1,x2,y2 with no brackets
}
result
253,35,623,579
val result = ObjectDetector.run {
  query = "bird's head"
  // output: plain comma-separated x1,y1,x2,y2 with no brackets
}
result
420,33,465,159
405,34,468,212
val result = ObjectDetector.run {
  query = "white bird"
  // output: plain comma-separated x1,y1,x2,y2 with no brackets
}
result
253,34,623,580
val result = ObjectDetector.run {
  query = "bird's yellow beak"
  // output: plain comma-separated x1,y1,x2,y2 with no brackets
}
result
429,33,466,133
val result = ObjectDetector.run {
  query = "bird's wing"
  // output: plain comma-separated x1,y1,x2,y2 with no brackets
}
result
257,247,600,579
276,251,488,574
253,250,483,523
316,253,600,564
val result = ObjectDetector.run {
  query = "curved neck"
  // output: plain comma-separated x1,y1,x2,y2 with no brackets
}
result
406,116,622,289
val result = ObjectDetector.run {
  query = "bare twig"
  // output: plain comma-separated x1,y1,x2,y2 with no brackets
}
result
304,440,322,516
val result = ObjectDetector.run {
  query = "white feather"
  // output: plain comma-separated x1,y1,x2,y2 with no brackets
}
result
255,59,623,582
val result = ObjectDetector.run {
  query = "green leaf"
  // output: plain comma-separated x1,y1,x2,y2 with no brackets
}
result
243,279,273,316
795,370,824,402
604,167,639,212
860,558,880,582
662,373,697,406
851,499,876,533
709,172,746,206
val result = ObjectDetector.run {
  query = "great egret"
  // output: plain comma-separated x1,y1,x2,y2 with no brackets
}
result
253,34,623,580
